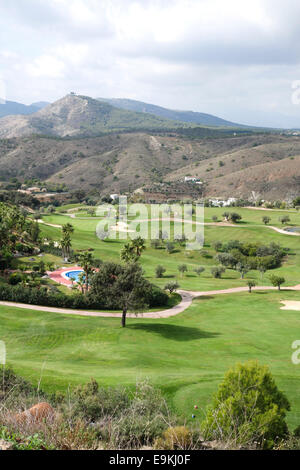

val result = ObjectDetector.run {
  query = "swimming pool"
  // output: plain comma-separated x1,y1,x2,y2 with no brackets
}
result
62,269,84,282
285,227,300,233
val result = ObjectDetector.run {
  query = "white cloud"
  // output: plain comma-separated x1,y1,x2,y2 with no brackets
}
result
27,55,65,78
0,0,300,126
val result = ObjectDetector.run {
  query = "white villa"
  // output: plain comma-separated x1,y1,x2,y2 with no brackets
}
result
209,197,237,207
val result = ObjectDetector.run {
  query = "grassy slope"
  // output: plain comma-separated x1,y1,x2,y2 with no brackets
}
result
2,290,300,428
2,206,300,428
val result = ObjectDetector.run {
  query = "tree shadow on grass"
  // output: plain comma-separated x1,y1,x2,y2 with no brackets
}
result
128,323,220,341
195,295,215,300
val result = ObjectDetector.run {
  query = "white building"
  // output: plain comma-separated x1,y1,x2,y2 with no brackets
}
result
184,177,203,184
209,197,237,207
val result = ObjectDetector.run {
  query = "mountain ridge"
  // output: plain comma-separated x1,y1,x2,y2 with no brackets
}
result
0,132,299,201
98,97,249,128
0,94,196,138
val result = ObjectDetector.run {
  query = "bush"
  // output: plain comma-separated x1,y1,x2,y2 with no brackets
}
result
201,361,290,449
65,380,171,449
155,265,166,278
154,426,196,450
148,285,169,307
0,282,168,311
164,282,180,294
9,273,23,286
211,267,225,279
0,284,91,310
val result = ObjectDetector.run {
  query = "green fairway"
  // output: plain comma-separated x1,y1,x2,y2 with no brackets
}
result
2,289,300,428
4,205,300,430
38,207,300,291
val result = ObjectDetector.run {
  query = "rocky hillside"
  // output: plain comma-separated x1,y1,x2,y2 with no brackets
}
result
0,94,193,139
0,132,299,200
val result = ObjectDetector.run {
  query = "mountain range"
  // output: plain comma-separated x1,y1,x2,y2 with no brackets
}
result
98,97,244,128
0,95,249,135
0,94,299,201
0,94,199,139
0,100,42,118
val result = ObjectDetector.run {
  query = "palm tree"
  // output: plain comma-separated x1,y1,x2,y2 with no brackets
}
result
77,252,95,293
61,232,71,260
61,223,74,259
131,237,146,258
62,223,74,236
77,272,85,294
120,243,136,263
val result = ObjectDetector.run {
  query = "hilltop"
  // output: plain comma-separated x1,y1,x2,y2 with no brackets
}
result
0,94,193,138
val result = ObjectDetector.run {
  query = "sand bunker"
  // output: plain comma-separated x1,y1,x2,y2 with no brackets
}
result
281,301,300,311
110,222,135,233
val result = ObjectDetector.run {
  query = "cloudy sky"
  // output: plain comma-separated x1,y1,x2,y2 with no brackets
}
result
1,0,300,127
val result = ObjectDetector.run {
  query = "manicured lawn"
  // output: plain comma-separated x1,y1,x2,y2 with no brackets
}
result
38,212,300,291
4,205,300,430
1,289,300,428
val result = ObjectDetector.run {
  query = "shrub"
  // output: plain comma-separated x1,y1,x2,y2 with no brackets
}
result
0,284,91,310
147,286,169,307
155,265,166,278
9,273,23,286
164,282,180,294
211,267,225,279
154,426,196,450
66,380,171,449
178,264,188,277
0,282,168,311
279,216,290,225
262,216,271,225
194,266,205,276
201,361,290,449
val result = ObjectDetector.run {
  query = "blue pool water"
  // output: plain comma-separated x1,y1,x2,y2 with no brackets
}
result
64,270,84,282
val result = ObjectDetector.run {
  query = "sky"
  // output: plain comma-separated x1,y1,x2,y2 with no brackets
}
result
1,0,300,127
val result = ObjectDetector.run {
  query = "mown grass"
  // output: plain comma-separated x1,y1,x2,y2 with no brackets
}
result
38,208,300,291
3,206,300,429
1,290,300,428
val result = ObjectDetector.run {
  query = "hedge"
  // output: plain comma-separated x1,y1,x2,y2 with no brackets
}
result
0,284,168,311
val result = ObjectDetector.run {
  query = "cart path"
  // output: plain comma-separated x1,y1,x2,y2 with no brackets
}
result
1,284,300,319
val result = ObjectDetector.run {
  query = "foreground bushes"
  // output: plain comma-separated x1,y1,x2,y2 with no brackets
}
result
1,364,300,450
0,368,173,450
201,361,290,449
64,380,172,449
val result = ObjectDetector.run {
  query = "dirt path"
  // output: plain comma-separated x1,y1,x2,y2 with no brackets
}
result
37,219,62,229
1,285,300,319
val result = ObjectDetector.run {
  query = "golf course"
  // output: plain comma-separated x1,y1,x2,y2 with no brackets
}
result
1,205,300,428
